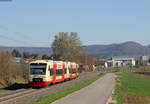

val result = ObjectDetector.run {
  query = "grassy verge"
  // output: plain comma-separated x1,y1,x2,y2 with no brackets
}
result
29,74,104,104
114,73,150,104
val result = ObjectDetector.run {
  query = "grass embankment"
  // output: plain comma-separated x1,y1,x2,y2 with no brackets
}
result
29,74,104,104
115,73,150,104
0,88,9,93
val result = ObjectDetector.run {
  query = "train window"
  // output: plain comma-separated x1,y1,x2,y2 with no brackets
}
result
50,68,53,76
30,68,46,75
30,63,47,75
68,68,71,73
72,69,77,73
65,68,67,74
56,69,63,76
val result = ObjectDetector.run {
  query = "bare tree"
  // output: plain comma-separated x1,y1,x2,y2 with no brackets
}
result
51,32,83,62
0,50,17,87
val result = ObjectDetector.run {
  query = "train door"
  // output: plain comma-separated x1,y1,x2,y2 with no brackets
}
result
76,64,79,77
70,64,73,79
72,63,77,79
65,63,70,80
62,63,65,80
52,63,57,83
55,62,64,82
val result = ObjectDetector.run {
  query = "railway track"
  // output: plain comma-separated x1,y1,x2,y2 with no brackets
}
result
0,81,69,104
0,84,64,104
0,89,29,98
0,88,36,104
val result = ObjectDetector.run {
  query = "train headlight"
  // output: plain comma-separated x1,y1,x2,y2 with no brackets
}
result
43,77,46,81
29,76,33,81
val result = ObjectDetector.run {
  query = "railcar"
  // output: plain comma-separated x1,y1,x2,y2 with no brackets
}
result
29,60,79,87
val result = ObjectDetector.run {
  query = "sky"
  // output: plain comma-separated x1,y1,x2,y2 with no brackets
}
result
0,0,149,47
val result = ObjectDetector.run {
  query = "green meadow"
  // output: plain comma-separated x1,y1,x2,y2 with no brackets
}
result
115,73,150,104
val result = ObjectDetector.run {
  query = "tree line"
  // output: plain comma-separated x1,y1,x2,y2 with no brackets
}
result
11,49,51,59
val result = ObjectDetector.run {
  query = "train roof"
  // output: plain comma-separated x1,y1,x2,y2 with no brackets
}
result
30,60,79,65
30,60,53,64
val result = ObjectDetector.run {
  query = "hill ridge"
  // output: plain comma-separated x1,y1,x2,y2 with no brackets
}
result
0,41,150,58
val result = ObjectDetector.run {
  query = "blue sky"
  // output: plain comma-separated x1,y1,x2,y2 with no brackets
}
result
0,0,149,47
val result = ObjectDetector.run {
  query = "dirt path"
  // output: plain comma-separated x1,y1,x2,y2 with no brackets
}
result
53,73,116,104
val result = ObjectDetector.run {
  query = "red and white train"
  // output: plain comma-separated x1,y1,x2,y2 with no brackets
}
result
29,60,79,87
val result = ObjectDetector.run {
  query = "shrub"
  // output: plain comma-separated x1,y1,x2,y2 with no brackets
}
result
0,50,17,87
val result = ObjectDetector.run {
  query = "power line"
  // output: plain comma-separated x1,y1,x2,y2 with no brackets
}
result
0,34,36,46
0,25,30,39
0,25,51,47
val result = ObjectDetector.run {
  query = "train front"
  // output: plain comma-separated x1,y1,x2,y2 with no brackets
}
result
28,61,49,87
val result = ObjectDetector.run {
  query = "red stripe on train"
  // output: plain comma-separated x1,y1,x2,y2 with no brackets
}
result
29,81,52,87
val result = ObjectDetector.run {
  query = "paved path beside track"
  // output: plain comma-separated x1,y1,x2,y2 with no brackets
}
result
53,73,116,104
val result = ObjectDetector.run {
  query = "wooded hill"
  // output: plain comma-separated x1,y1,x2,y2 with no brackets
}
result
1,41,150,58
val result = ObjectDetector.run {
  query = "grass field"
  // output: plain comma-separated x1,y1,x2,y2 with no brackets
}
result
115,73,150,104
29,74,103,104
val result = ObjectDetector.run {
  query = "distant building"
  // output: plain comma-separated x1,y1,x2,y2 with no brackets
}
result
14,57,21,63
105,57,136,67
96,59,106,68
14,57,41,63
140,56,150,65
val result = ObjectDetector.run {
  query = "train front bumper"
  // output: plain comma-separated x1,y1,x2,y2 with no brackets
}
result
29,81,51,87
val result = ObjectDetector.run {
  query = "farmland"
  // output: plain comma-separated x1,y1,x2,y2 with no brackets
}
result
114,73,150,104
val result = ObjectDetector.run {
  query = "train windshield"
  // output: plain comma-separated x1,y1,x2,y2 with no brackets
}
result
30,63,47,75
